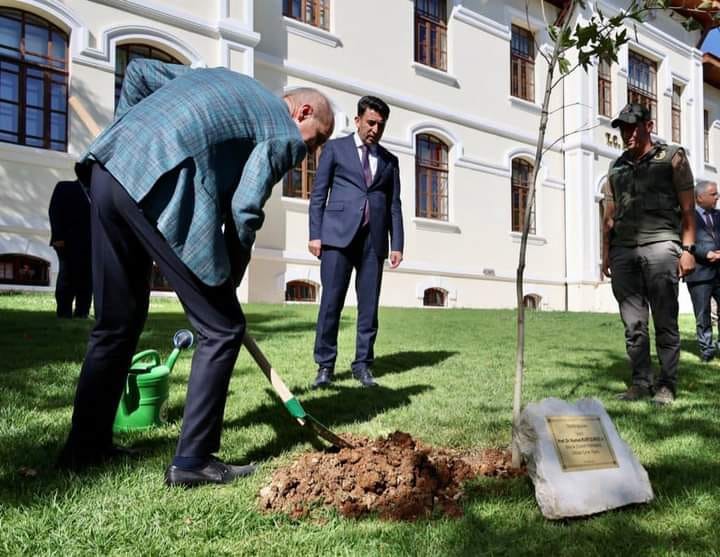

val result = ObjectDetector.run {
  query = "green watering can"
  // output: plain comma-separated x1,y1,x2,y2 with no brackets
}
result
113,329,194,432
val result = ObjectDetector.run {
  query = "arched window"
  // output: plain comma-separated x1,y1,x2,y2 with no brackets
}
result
285,280,317,302
423,287,447,307
511,158,535,234
523,294,541,310
283,147,322,199
115,43,181,107
416,133,449,221
0,254,50,285
0,8,69,151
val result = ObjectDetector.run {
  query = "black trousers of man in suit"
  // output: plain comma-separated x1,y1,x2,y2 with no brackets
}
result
314,225,383,372
54,248,92,318
61,164,244,460
688,280,720,359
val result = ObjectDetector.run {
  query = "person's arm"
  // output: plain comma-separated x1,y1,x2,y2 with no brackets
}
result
115,59,193,119
307,143,335,257
672,149,696,277
388,161,404,269
601,178,614,278
48,182,66,248
231,137,307,271
224,213,251,287
693,213,712,262
678,189,696,277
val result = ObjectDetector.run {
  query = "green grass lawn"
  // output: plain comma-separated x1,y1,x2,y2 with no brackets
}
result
1,292,719,556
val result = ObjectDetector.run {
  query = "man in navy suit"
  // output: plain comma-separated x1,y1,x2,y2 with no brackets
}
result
309,96,404,388
686,180,720,362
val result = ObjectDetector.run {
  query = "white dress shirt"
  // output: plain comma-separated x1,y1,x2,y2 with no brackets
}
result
353,132,378,179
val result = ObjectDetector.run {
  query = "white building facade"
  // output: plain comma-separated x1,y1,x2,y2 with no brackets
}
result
0,0,715,312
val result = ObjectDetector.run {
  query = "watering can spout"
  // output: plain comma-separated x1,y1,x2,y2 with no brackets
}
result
165,329,194,371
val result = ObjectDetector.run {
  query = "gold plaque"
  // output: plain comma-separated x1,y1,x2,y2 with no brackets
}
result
546,416,619,472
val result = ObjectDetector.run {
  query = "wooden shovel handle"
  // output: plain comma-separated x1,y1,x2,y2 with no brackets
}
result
242,334,298,407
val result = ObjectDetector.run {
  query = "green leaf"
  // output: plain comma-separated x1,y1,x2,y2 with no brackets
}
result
558,56,572,74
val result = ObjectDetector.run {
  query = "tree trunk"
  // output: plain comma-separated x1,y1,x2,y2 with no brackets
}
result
511,2,574,469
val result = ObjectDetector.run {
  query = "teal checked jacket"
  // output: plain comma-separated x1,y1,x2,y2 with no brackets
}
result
78,59,307,286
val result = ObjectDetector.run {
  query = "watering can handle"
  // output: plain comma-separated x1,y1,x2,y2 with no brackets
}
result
131,350,161,367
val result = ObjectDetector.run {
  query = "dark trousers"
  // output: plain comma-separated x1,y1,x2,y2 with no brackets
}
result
64,164,245,459
314,226,384,372
687,279,720,358
609,241,681,393
54,249,92,318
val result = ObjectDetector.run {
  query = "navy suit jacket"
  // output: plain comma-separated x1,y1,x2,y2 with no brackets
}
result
48,180,90,254
686,208,720,284
309,134,403,258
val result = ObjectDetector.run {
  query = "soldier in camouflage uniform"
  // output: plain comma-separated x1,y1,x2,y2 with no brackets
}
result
602,103,696,405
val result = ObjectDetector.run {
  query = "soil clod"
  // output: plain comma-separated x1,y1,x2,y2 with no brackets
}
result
259,431,525,521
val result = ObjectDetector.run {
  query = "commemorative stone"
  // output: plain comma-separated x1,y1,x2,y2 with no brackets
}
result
516,397,653,519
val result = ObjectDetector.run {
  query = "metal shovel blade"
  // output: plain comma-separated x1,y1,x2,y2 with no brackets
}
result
242,334,353,449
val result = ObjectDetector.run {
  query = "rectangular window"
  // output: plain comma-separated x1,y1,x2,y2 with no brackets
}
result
627,51,657,121
0,261,12,280
598,60,612,117
283,0,330,30
705,109,710,163
511,25,535,102
283,148,321,199
671,83,682,144
415,0,447,71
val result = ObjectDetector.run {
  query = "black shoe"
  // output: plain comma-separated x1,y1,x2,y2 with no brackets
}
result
352,368,377,387
312,367,334,389
56,443,140,471
165,458,257,488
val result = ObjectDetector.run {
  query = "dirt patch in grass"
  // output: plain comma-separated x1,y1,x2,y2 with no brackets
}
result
259,431,525,521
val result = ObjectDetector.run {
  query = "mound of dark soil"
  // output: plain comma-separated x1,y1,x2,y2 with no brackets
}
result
259,431,525,521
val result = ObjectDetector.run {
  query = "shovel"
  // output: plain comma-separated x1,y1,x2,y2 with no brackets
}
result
242,334,353,449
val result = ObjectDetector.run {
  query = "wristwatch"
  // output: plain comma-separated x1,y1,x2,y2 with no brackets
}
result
681,244,696,254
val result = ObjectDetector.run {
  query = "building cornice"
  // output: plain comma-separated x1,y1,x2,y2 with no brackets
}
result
252,247,567,287
0,142,75,168
284,16,342,48
89,0,219,39
254,52,562,153
451,6,510,41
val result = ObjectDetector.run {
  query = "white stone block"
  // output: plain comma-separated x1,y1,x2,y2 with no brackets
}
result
516,397,654,519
